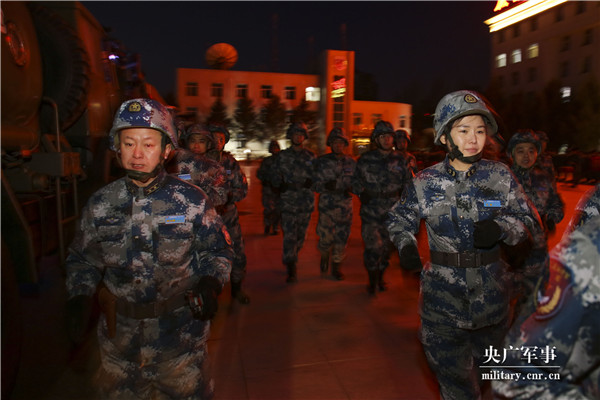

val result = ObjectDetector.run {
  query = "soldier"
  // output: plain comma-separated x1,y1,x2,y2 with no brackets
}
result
395,128,418,178
165,123,229,208
492,215,600,399
206,124,250,304
65,98,233,399
352,120,411,295
313,128,356,280
256,140,281,235
386,90,544,400
271,122,316,283
564,183,600,237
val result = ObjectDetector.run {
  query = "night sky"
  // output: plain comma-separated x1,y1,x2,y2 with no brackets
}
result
84,1,496,104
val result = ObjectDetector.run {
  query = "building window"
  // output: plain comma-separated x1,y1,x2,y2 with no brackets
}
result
528,67,537,82
353,113,362,125
511,49,522,64
371,114,382,126
284,86,296,100
583,29,593,46
511,71,520,86
236,84,248,98
261,85,272,99
560,61,569,78
560,86,571,103
581,57,591,74
305,87,320,102
527,43,539,59
577,1,586,14
513,23,520,38
555,6,564,22
560,36,570,52
495,53,507,68
399,119,406,128
530,17,538,32
186,82,198,96
211,83,223,97
334,103,344,112
497,30,505,43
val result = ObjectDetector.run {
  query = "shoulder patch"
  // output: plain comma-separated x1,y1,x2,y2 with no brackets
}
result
535,258,572,320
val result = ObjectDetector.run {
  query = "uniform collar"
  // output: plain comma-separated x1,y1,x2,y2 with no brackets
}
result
125,169,168,198
444,156,477,179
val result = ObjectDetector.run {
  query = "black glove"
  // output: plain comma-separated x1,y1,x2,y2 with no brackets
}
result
303,178,313,189
360,191,372,205
400,244,423,272
473,219,502,249
324,180,337,191
544,216,556,233
193,276,222,321
66,295,94,345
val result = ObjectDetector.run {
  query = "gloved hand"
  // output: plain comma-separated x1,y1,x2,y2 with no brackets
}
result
544,216,556,233
303,178,313,189
325,180,337,191
360,191,372,205
473,219,502,249
400,244,423,272
194,276,223,321
65,295,94,345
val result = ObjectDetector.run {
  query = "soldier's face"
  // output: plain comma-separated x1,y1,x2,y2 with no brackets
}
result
513,142,538,169
119,128,171,175
331,139,346,154
188,134,209,154
377,133,395,151
396,138,408,151
292,132,306,146
214,132,227,151
446,115,487,157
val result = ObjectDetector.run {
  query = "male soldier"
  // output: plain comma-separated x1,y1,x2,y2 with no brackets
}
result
492,215,600,399
65,98,232,399
206,124,250,304
165,123,228,208
352,120,411,295
256,140,282,235
313,128,356,280
271,122,316,283
395,128,418,178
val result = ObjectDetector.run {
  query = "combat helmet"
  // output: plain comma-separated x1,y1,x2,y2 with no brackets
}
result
109,98,178,151
286,122,308,140
432,90,498,145
326,127,349,147
184,123,215,150
268,139,280,154
208,123,230,144
370,120,395,143
506,129,542,158
395,129,411,143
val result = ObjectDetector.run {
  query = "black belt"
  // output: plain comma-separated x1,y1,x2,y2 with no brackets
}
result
115,292,188,319
430,248,500,268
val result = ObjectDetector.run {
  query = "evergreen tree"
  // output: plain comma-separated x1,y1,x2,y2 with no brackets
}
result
232,96,259,144
260,95,287,141
206,97,231,127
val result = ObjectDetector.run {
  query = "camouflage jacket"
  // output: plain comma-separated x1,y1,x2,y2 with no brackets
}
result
257,154,279,187
312,152,356,206
165,148,228,207
399,150,418,178
535,152,557,179
565,183,600,236
492,216,600,399
512,164,564,228
272,146,316,213
66,170,233,302
387,157,544,329
209,150,248,208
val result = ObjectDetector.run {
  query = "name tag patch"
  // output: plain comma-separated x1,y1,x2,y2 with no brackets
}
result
163,215,185,224
484,200,502,208
178,173,192,181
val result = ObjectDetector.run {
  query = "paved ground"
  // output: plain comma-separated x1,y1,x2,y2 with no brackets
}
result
7,160,594,400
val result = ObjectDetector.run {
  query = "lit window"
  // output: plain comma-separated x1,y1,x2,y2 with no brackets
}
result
353,113,363,125
211,83,223,97
305,87,320,102
560,86,571,103
527,43,539,59
284,86,296,100
496,53,507,68
236,84,248,98
186,82,198,96
261,85,272,99
511,49,522,64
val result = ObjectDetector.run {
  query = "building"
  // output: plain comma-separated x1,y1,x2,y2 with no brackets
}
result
176,49,411,156
485,0,599,101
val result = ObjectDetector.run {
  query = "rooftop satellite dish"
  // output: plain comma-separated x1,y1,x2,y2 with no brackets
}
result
205,43,238,70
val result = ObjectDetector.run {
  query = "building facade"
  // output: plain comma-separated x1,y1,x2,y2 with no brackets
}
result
485,0,599,101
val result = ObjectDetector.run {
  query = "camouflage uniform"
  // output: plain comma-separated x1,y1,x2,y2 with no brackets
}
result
492,216,600,399
564,183,600,237
66,170,233,399
351,148,410,276
400,150,418,178
272,145,316,266
313,151,356,267
165,148,228,207
387,157,544,400
256,152,281,235
208,150,248,286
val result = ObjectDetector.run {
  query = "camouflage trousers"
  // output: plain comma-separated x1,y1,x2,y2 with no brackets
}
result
221,204,246,284
419,316,509,400
316,205,352,263
281,210,312,265
262,187,281,231
96,309,214,400
360,218,394,271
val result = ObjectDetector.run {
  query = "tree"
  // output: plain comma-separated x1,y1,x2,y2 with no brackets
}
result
260,95,287,141
206,97,231,127
232,96,259,144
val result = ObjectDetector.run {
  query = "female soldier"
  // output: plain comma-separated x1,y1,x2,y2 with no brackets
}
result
386,90,544,400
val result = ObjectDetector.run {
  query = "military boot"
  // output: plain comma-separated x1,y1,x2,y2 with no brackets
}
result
286,263,297,283
320,253,329,274
231,281,250,304
367,270,378,295
331,262,344,281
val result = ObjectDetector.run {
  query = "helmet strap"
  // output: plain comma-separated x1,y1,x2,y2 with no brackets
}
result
125,163,163,183
445,134,482,164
